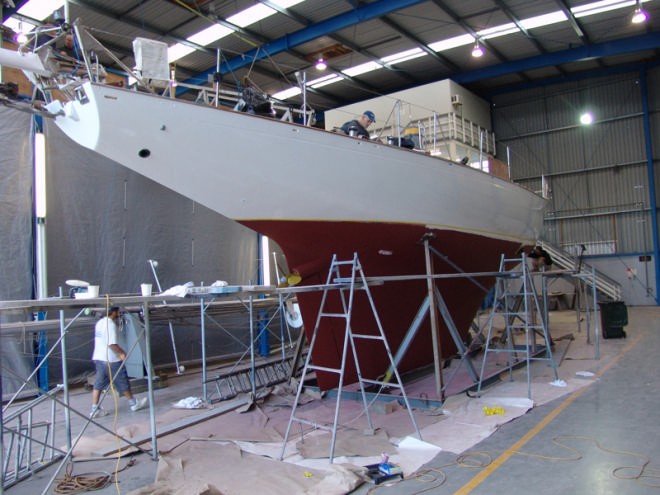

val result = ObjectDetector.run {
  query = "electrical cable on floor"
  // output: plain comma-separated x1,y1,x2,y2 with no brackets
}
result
364,435,659,493
53,459,136,494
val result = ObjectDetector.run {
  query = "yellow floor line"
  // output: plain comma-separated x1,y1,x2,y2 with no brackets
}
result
454,332,643,495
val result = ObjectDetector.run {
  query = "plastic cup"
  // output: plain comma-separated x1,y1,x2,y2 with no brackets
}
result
140,283,152,296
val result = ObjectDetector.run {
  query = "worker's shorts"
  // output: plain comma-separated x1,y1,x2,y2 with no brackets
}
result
93,360,130,393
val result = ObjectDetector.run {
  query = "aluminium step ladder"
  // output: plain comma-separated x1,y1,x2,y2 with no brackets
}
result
210,353,306,402
476,254,559,399
279,253,421,463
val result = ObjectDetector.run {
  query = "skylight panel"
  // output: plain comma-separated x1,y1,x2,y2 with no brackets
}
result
227,4,276,28
271,0,305,7
168,43,196,63
3,17,36,33
428,33,474,52
188,24,233,46
381,47,426,64
310,75,343,89
342,61,383,77
572,0,637,18
17,0,64,20
272,87,302,100
519,11,568,30
477,23,519,40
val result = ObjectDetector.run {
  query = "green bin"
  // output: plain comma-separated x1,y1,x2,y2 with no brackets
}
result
598,301,628,339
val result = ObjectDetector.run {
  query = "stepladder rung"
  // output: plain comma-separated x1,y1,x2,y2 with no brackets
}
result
351,333,385,341
332,260,356,266
319,312,348,318
307,364,342,374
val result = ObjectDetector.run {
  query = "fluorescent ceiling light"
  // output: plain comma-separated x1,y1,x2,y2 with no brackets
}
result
477,22,519,40
381,47,426,64
310,75,343,89
519,11,568,30
168,43,196,63
342,61,383,77
572,0,637,18
272,87,302,100
188,24,233,46
428,33,475,52
17,0,65,20
227,4,276,27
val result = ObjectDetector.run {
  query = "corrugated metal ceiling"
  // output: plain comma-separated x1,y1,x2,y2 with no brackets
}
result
2,0,659,110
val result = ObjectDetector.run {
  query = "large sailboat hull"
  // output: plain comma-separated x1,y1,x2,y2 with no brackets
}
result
52,82,544,392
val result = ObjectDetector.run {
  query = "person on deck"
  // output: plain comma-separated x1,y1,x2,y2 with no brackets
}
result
340,110,376,139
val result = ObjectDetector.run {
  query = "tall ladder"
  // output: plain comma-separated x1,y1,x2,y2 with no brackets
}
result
476,254,559,399
279,253,421,463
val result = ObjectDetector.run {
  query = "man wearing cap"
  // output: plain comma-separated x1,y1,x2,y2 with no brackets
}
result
340,110,376,139
90,306,148,417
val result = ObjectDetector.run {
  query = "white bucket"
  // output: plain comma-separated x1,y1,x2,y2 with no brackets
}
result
140,283,153,297
87,285,99,298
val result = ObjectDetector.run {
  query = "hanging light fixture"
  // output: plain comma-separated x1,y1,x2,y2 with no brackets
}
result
471,40,484,58
631,1,648,23
315,56,327,71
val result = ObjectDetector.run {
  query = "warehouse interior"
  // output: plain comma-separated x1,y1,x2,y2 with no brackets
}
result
1,0,659,494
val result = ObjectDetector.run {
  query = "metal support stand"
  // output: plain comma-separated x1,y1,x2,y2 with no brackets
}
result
279,253,421,463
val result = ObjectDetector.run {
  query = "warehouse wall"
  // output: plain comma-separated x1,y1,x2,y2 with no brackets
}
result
492,67,659,306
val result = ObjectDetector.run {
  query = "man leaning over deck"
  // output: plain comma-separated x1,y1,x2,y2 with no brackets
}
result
340,110,376,139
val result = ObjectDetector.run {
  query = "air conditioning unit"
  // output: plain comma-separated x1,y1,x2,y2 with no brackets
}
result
450,94,463,106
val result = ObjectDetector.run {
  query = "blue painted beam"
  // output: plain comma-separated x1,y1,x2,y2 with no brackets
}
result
189,0,427,84
639,67,660,306
453,32,660,84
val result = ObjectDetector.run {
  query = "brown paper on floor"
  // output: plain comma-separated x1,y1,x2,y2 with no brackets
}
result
127,440,363,495
296,428,396,459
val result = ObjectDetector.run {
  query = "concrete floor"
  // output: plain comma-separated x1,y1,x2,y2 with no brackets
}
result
3,306,659,494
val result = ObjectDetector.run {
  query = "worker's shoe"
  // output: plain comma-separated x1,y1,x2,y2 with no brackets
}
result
130,397,148,412
90,407,109,418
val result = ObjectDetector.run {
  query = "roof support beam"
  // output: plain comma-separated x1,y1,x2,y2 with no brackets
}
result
453,32,660,84
201,0,427,79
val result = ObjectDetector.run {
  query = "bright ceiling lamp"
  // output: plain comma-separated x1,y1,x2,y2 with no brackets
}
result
315,57,327,70
471,40,484,58
580,112,594,125
632,0,649,22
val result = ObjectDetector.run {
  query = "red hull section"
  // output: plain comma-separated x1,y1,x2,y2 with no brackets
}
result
244,220,523,394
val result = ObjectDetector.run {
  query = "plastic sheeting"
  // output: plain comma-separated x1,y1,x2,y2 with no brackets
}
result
0,106,261,395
